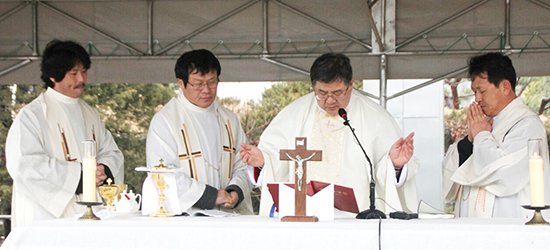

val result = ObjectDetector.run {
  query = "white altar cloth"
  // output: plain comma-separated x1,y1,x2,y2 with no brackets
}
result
1,212,549,250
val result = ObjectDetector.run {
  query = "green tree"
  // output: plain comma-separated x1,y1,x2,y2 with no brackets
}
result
520,77,550,146
0,85,13,217
241,81,312,145
521,77,550,117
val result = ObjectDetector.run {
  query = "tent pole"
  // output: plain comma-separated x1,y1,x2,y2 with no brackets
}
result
379,54,387,108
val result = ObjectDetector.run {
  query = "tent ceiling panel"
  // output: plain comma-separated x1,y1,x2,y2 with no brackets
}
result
2,0,550,85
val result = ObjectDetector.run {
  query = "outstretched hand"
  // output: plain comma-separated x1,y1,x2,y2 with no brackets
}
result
239,143,265,168
389,132,415,169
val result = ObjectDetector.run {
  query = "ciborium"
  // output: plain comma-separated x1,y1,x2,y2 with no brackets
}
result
99,178,120,211
150,160,174,217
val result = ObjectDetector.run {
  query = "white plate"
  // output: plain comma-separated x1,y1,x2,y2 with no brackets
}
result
134,166,175,173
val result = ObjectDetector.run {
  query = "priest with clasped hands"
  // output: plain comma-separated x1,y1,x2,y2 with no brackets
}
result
443,52,550,218
240,53,420,216
145,49,253,215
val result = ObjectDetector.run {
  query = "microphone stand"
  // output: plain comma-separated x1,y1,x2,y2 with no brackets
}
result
342,117,386,219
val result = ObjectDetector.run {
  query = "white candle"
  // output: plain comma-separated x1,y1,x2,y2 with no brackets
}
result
529,152,545,207
82,154,97,202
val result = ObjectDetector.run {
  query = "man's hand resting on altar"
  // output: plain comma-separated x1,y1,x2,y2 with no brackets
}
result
239,143,265,168
389,132,415,169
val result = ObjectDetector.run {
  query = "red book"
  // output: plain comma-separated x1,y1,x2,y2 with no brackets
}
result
267,180,359,214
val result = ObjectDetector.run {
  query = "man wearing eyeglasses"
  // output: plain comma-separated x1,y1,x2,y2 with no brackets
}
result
145,49,253,215
240,53,419,217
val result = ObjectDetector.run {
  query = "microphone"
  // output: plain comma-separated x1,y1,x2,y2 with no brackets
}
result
338,108,349,126
338,108,386,219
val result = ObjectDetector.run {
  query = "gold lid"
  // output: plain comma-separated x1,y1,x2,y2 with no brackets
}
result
151,158,169,170
102,178,116,186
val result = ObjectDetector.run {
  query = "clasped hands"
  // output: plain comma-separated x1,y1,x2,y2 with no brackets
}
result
467,102,493,142
216,189,239,209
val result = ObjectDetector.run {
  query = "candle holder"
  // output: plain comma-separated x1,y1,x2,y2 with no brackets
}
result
522,205,550,225
76,201,103,220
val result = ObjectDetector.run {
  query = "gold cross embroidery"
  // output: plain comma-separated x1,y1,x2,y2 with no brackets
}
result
58,124,76,162
178,124,202,180
222,120,236,179
326,119,332,128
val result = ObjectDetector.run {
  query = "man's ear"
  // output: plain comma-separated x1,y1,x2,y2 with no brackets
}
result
176,78,185,89
499,79,513,94
49,77,57,86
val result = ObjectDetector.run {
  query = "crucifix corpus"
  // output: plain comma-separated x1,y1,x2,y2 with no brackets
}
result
280,137,322,222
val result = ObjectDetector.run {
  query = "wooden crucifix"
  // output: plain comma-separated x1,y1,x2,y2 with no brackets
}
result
280,137,323,222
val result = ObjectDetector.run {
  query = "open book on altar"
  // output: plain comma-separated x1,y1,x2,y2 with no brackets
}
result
181,209,238,217
267,181,359,220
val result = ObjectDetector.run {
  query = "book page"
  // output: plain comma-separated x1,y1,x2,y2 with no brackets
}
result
182,209,239,217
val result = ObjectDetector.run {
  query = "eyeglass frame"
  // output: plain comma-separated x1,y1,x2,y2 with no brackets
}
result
186,79,219,90
315,85,350,101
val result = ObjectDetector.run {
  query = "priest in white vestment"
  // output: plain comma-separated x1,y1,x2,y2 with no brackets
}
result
240,53,420,216
443,52,550,218
6,40,124,228
146,49,253,215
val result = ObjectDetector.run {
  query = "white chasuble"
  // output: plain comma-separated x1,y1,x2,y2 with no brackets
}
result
257,89,419,216
144,92,253,215
6,88,124,228
443,98,550,218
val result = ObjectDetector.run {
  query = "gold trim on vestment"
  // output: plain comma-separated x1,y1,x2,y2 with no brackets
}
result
179,123,202,180
223,120,236,179
58,124,76,162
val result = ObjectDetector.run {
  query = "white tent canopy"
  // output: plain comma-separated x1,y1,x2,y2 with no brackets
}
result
2,0,550,89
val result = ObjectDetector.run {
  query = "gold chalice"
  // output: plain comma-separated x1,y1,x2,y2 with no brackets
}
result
99,178,120,211
150,173,174,217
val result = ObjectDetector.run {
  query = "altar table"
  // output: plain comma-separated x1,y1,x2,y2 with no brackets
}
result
1,213,549,250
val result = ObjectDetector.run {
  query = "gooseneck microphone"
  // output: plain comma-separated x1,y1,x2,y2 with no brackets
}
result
338,108,386,219
338,108,349,126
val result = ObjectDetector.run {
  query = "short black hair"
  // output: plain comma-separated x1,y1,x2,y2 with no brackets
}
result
310,53,353,87
468,52,517,89
175,49,221,87
40,40,91,88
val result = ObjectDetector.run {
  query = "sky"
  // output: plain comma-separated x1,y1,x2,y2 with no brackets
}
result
217,82,276,102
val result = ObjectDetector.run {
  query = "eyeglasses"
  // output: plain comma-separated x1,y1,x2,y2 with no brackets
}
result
315,86,349,101
187,80,219,90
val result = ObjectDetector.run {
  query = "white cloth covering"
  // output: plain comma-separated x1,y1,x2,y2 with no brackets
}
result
443,98,550,218
145,92,253,215
253,88,419,216
6,88,124,228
